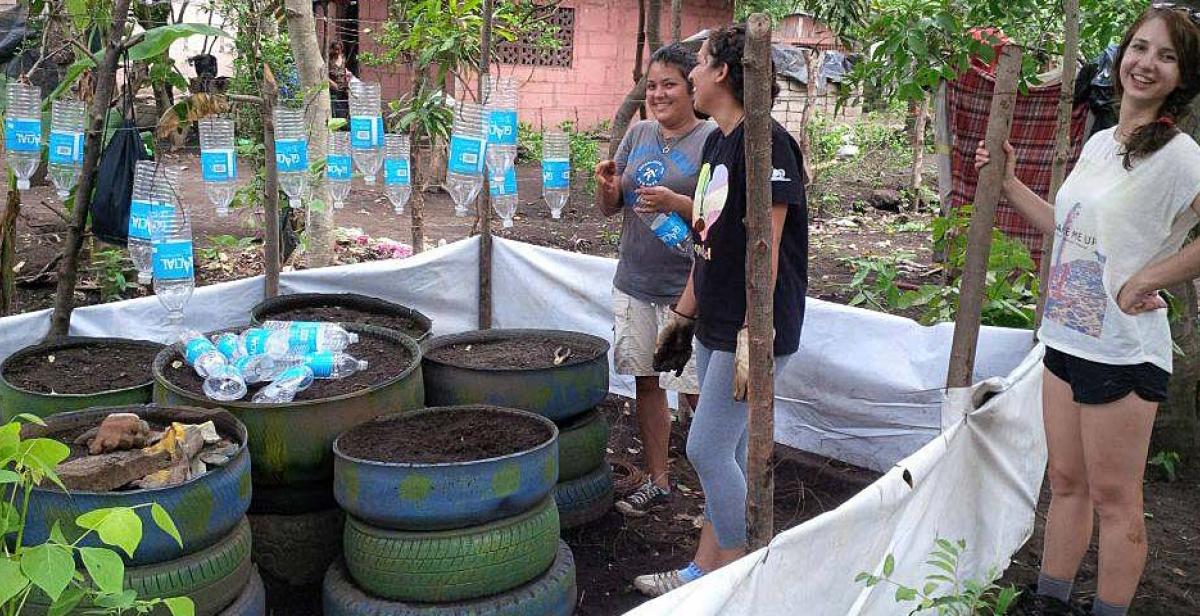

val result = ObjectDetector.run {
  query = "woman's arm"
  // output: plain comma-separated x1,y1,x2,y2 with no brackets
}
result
674,262,698,317
975,140,1055,234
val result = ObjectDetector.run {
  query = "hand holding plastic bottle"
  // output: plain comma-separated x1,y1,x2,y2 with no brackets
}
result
634,185,689,217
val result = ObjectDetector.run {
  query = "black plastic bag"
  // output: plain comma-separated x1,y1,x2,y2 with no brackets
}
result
90,119,150,246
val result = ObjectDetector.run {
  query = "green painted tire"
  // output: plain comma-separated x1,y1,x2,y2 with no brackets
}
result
343,496,559,603
554,463,614,530
556,408,608,482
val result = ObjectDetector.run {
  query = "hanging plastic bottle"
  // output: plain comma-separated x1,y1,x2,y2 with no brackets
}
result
4,82,42,191
202,363,248,401
490,163,518,229
128,162,179,285
383,134,412,214
484,76,518,188
446,102,486,217
252,365,316,404
149,203,195,325
327,131,352,209
348,81,384,185
178,330,228,378
199,116,238,217
273,106,309,210
47,99,86,199
542,129,570,219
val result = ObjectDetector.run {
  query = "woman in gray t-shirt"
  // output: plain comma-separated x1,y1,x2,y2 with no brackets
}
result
594,44,715,517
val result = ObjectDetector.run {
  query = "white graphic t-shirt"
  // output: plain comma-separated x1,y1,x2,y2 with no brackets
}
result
1040,127,1200,373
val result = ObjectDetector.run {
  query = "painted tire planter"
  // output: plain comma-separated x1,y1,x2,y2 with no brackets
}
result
219,565,266,616
334,406,559,530
249,508,345,587
153,323,424,488
556,408,609,482
251,292,434,348
0,336,163,421
18,405,251,566
323,541,577,616
422,329,609,422
555,463,614,530
342,496,560,603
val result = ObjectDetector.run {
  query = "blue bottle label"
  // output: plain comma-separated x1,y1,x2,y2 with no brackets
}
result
233,355,254,372
215,334,239,359
350,115,383,148
384,159,410,185
327,154,352,181
48,131,84,165
152,239,194,280
654,212,690,247
542,158,570,190
201,148,237,181
242,329,272,355
4,118,41,152
489,165,517,197
487,110,518,146
275,138,308,172
448,135,485,175
128,200,163,241
184,338,216,365
287,322,320,353
277,365,309,382
305,352,334,378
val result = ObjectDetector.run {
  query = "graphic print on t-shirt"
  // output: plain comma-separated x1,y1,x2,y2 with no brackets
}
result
692,163,729,249
1043,202,1108,337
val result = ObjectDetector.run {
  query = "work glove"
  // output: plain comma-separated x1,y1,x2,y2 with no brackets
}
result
733,326,775,402
654,308,696,377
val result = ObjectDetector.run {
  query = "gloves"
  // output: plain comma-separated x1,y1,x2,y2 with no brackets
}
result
654,308,696,377
733,327,750,401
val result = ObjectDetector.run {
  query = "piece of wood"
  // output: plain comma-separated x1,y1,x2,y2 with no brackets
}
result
671,0,681,43
0,178,18,316
609,76,648,159
946,45,1023,389
56,448,172,492
478,0,494,329
909,93,929,210
798,48,820,185
742,13,775,551
257,42,282,297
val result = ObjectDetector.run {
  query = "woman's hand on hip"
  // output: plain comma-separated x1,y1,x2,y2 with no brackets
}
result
1117,274,1168,315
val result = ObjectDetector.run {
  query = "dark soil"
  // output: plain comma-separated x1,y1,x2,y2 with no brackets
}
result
427,335,606,370
264,305,428,341
3,343,159,394
338,407,551,463
162,333,414,402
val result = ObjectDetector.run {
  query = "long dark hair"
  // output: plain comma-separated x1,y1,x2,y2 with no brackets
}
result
704,23,780,107
1113,6,1200,169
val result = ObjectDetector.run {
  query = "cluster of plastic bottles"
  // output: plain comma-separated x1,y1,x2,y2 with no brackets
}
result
177,321,368,403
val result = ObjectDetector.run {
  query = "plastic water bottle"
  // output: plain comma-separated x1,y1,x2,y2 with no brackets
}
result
327,131,352,209
4,82,42,191
237,328,288,357
383,134,412,214
446,102,486,217
274,106,309,210
490,164,518,229
348,81,384,184
178,330,228,378
484,76,518,190
640,211,691,254
47,98,85,199
199,116,237,217
261,320,360,353
542,129,570,219
128,162,180,285
212,332,243,360
305,351,368,379
202,363,248,401
150,202,195,325
252,365,315,404
232,353,292,383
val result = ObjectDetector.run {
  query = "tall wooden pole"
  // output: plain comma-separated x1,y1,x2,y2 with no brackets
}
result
743,13,776,550
1035,0,1080,328
260,86,282,298
478,0,494,329
945,46,1022,388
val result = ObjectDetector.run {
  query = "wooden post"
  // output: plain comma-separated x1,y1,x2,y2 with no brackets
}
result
671,0,681,43
742,13,775,550
478,0,494,329
945,46,1022,388
1,176,18,316
1035,0,1080,328
261,86,282,298
47,0,133,339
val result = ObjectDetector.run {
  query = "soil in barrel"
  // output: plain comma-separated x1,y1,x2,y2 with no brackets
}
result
339,408,550,463
266,305,427,340
426,335,606,370
163,334,413,402
4,343,158,394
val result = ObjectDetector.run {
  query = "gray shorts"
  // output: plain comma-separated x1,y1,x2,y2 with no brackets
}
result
612,288,699,395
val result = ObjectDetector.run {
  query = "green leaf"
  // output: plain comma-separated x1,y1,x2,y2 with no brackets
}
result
0,469,19,484
922,581,938,595
0,421,20,460
20,543,75,602
76,507,143,558
0,501,20,534
48,521,68,545
14,413,46,426
882,553,895,577
22,437,70,469
94,588,137,610
327,118,348,131
895,586,918,602
151,503,183,548
925,558,956,575
164,596,196,616
47,584,85,616
128,24,230,62
80,547,125,595
0,558,30,607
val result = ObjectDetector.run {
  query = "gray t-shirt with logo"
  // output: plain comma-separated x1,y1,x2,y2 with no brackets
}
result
613,119,715,304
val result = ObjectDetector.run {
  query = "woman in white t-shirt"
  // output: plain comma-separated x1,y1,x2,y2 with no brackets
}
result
977,7,1200,615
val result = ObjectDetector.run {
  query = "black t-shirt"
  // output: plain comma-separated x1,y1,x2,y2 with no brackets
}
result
691,120,808,356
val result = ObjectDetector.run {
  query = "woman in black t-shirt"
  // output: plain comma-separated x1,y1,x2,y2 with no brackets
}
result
633,23,809,597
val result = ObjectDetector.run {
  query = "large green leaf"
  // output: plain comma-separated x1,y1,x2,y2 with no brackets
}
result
20,438,70,470
150,503,182,548
79,547,124,595
128,24,230,62
0,558,30,607
75,508,143,558
164,596,196,616
19,544,74,602
0,501,19,534
46,584,85,616
0,421,22,461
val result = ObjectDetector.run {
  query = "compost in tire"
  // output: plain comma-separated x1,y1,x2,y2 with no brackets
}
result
3,342,159,394
425,334,606,370
338,406,551,463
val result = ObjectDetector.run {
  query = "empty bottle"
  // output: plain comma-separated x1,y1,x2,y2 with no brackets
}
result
232,353,297,384
202,363,248,402
178,330,228,378
384,134,412,214
252,365,315,404
542,129,571,219
639,211,691,254
327,131,352,209
129,162,180,285
446,102,486,217
484,76,518,190
490,163,518,229
348,81,384,184
274,106,309,210
305,351,368,379
261,320,360,353
199,116,238,217
5,82,41,191
48,99,86,199
150,203,195,325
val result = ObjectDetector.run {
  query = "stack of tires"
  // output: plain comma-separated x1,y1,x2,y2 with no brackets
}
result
422,329,616,531
325,407,577,615
17,405,265,615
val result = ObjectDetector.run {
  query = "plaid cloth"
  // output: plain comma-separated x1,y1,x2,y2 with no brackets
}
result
944,64,1090,267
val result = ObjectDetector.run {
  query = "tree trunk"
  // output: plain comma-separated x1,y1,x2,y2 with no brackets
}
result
46,0,133,339
797,49,820,185
0,178,18,316
409,138,426,253
671,0,681,43
645,0,663,54
283,0,335,266
609,0,662,155
908,94,929,210
478,0,494,329
634,0,647,120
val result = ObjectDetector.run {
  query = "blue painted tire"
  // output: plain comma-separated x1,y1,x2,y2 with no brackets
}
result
219,565,266,616
334,406,559,531
555,463,614,530
323,540,576,616
17,405,252,566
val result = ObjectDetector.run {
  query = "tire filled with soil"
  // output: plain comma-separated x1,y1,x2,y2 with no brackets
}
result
334,406,559,530
251,292,433,347
0,337,164,421
422,329,609,422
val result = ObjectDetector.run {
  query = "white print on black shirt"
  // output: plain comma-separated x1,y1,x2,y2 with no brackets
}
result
770,168,790,182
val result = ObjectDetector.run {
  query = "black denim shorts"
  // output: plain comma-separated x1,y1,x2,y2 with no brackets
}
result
1043,346,1169,405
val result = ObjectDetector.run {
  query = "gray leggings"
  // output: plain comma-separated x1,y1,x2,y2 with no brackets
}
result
687,339,793,549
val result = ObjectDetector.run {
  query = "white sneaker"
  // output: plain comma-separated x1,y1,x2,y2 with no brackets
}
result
633,569,688,597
